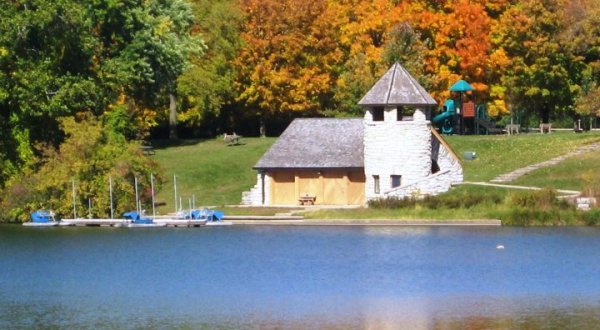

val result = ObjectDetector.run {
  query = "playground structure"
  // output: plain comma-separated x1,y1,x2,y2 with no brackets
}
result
432,79,502,135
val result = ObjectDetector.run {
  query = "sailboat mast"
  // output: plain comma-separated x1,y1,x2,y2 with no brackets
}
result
109,176,114,219
151,173,156,218
134,176,140,214
173,175,177,214
72,179,77,219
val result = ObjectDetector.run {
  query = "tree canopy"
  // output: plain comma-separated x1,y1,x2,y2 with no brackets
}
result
2,0,600,220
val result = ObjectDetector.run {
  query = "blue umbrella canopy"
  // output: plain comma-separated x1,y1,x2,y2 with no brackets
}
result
449,79,474,92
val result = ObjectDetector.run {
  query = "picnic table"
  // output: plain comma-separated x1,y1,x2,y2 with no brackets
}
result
223,133,242,146
299,195,316,205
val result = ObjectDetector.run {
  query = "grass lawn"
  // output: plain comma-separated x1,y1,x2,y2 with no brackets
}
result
151,137,275,212
444,131,600,181
512,150,600,192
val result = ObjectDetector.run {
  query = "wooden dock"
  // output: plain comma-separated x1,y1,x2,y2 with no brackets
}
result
59,218,207,227
153,219,206,227
60,219,128,227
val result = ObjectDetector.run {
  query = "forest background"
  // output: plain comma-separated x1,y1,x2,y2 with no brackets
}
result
0,0,599,220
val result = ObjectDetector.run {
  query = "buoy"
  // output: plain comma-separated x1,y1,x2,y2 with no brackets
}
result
496,244,505,249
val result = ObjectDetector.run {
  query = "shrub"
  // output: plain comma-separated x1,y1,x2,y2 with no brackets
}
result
507,188,572,211
501,208,568,226
368,191,503,210
368,196,418,209
581,209,600,226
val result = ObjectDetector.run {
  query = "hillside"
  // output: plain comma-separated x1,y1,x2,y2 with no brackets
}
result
152,138,276,210
151,132,600,211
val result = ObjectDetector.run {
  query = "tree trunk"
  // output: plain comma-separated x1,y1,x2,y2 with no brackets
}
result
259,117,266,138
169,93,178,140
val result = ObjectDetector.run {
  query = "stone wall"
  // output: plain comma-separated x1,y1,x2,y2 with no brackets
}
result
364,107,432,201
435,135,464,184
378,130,463,199
241,172,270,206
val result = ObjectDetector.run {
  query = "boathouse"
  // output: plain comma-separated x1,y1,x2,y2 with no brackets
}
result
242,63,463,206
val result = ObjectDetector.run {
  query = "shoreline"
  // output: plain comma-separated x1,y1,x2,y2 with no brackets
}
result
2,218,503,226
228,219,502,226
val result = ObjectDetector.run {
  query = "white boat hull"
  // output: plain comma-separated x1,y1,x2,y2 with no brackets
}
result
23,222,60,227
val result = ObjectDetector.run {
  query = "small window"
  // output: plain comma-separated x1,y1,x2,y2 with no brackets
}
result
431,160,440,174
373,175,380,194
372,107,384,121
391,175,401,188
398,106,415,121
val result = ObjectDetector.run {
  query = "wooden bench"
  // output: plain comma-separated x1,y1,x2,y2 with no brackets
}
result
140,145,155,155
505,124,520,134
539,123,552,133
299,195,316,205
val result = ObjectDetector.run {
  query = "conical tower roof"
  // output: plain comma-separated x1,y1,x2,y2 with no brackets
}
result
358,63,437,107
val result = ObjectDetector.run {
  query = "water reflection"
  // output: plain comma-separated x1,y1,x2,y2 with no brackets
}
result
362,226,433,237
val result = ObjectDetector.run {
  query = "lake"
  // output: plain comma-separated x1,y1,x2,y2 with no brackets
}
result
2,225,600,329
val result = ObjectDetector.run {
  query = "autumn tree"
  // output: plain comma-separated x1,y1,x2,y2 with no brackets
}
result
234,0,342,135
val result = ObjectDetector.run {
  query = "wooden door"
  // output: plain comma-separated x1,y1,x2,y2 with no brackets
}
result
270,171,296,205
347,170,366,205
323,171,347,205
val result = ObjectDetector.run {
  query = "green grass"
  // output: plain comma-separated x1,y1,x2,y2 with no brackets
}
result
151,137,275,212
444,131,600,181
512,151,600,192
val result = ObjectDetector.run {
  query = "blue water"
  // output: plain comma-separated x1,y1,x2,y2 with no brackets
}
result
2,225,600,328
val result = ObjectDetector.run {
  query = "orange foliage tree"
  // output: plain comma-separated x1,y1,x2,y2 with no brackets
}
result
235,0,517,120
234,0,343,130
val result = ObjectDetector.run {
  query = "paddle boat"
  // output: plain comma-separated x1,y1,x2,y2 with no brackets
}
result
152,210,207,227
203,209,232,226
23,210,60,227
123,211,166,228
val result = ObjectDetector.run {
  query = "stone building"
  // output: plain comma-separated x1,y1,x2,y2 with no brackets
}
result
242,63,463,206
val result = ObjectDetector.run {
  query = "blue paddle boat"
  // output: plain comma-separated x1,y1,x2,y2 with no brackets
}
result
23,210,60,227
123,211,166,228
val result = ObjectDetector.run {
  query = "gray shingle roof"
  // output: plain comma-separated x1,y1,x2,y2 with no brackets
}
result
358,62,437,107
254,118,364,169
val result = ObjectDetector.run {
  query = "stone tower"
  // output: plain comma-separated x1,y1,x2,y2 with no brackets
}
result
359,63,460,201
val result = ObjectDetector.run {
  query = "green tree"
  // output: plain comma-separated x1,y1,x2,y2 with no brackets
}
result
495,0,588,123
177,0,242,127
0,0,202,189
382,22,431,90
1,116,161,223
